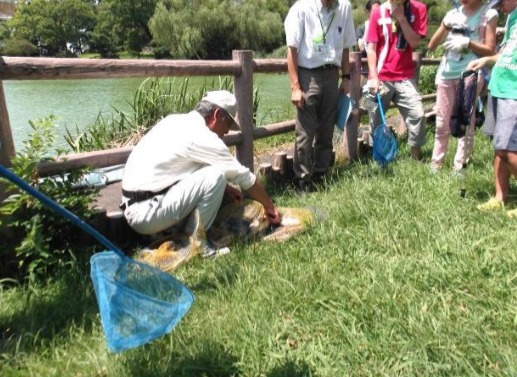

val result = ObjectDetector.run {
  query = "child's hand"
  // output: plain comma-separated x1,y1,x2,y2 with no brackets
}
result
443,36,470,52
443,10,467,30
467,57,486,71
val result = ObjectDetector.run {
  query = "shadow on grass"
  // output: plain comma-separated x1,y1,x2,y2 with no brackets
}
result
123,345,316,377
266,359,316,377
0,267,98,355
190,260,241,293
124,341,239,377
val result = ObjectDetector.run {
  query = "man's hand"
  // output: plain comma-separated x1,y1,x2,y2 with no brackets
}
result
265,206,281,225
224,184,243,203
339,79,350,95
443,35,470,53
368,78,380,94
291,87,304,109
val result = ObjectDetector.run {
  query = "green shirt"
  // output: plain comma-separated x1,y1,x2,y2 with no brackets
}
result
489,9,517,99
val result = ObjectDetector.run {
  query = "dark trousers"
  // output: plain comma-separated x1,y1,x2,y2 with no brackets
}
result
294,67,339,181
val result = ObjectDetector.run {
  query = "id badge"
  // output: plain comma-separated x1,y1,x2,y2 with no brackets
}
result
313,43,331,57
447,50,462,62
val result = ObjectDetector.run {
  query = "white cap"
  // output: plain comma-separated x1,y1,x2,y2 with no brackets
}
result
202,90,239,130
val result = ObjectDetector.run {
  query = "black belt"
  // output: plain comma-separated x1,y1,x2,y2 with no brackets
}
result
122,187,169,206
302,64,337,70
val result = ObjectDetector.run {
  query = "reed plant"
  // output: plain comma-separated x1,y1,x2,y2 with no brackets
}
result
65,76,263,153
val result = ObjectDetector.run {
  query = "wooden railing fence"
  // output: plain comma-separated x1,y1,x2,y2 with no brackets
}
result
0,51,441,202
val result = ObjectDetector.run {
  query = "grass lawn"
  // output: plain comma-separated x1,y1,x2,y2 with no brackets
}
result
1,128,516,376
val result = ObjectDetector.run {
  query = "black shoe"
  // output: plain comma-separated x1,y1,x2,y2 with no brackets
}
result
295,179,314,192
311,173,326,187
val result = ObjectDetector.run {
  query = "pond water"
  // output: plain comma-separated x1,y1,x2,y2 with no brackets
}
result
4,73,292,153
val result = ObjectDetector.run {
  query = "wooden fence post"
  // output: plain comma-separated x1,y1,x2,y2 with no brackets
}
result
232,50,254,171
412,51,423,85
346,52,362,162
0,79,15,203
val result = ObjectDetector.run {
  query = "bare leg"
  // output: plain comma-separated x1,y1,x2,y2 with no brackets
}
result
506,151,517,178
495,150,517,203
494,155,511,203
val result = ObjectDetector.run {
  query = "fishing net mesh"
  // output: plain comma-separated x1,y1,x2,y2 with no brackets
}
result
373,124,398,167
90,251,194,352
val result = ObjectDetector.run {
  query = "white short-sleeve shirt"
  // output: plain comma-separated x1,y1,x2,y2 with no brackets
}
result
285,0,356,69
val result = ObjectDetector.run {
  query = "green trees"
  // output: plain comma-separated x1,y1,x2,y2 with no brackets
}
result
8,0,95,56
149,0,284,59
91,0,158,57
1,0,446,58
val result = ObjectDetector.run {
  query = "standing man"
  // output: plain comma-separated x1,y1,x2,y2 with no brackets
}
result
356,0,381,84
121,90,280,236
285,0,356,188
366,0,427,160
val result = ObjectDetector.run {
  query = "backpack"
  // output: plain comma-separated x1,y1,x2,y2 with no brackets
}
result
450,70,478,138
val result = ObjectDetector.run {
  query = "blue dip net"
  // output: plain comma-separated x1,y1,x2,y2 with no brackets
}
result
373,125,398,168
91,251,194,353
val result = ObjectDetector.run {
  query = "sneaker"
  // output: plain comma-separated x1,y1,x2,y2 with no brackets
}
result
507,208,517,218
477,197,504,212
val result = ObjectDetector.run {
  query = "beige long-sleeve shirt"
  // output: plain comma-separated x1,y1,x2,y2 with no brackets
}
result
122,111,256,193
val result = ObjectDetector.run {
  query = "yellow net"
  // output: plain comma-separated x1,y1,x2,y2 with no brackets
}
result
137,200,317,271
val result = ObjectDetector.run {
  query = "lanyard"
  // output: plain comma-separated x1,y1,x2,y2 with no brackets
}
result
315,0,336,44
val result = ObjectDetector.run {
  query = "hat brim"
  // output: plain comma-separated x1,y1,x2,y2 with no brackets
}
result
227,114,240,131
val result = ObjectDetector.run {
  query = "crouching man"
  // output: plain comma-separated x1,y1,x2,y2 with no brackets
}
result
120,90,280,235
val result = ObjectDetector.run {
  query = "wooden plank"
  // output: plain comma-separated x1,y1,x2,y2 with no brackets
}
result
253,59,287,74
37,146,133,176
254,57,441,73
0,57,240,81
285,155,294,182
37,131,244,176
253,120,295,139
421,93,437,101
0,79,14,203
412,52,423,84
420,58,441,66
272,151,287,171
346,52,362,162
0,56,440,81
233,50,254,171
258,162,272,179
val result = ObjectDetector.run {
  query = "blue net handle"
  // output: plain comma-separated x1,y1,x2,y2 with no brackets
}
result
377,92,386,126
0,163,124,258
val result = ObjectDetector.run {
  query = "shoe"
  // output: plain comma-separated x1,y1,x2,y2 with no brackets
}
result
477,197,504,212
507,208,517,218
430,167,439,175
451,170,464,179
311,173,326,187
294,179,313,192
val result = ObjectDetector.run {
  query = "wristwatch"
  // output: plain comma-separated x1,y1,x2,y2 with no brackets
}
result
341,73,351,80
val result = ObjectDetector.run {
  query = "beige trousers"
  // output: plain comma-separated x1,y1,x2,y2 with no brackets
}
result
124,166,226,235
369,79,426,148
